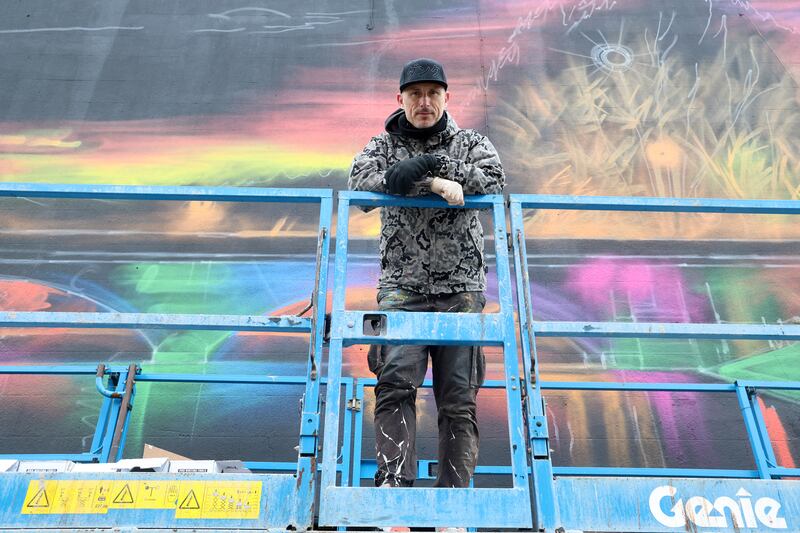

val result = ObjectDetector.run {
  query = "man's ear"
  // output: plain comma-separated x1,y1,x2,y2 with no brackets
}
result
396,92,403,106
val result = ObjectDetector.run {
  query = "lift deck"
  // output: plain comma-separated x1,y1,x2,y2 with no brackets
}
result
0,182,799,532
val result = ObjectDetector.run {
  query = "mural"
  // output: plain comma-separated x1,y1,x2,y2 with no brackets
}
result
1,0,799,480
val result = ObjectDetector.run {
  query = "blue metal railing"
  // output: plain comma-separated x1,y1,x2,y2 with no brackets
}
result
0,182,333,531
509,193,800,531
0,365,130,464
1,185,799,532
318,191,533,529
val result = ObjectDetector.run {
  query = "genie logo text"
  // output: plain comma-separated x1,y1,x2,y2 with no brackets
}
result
649,485,787,529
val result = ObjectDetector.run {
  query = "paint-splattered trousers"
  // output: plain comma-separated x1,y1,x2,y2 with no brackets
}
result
368,288,486,488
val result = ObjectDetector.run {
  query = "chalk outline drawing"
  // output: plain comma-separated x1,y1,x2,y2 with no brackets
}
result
195,7,369,34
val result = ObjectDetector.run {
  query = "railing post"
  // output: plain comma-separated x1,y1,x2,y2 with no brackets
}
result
735,382,772,479
509,198,558,531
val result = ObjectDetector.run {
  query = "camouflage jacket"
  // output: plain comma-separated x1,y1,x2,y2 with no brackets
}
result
348,111,505,294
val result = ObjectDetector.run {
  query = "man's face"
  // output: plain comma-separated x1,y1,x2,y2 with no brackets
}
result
397,82,449,129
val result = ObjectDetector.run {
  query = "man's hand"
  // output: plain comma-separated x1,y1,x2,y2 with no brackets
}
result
384,154,437,195
431,177,464,206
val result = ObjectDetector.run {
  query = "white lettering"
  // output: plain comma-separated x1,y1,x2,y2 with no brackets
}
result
737,489,759,528
685,496,726,528
755,497,788,529
712,496,744,529
649,486,788,530
648,485,685,528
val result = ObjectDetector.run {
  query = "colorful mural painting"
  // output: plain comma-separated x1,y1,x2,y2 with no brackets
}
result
1,0,799,479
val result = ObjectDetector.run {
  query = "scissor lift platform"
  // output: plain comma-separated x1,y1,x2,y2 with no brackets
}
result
1,183,799,532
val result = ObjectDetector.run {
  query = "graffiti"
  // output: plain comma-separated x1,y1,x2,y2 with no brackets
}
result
196,7,369,34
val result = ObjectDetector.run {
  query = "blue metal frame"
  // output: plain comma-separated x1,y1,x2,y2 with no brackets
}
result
0,367,357,474
351,378,522,485
0,365,132,463
0,183,333,530
509,193,800,532
319,191,533,529
3,185,800,531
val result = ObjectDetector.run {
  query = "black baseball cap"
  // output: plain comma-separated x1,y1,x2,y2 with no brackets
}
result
399,58,448,92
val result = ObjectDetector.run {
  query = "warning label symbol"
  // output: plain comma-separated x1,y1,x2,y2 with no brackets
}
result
179,489,200,510
113,484,134,504
26,487,50,508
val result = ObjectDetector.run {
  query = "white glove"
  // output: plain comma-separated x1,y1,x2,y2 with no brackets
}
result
431,177,464,206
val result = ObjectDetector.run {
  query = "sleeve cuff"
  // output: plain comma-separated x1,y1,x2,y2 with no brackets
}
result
433,154,450,178
410,175,435,196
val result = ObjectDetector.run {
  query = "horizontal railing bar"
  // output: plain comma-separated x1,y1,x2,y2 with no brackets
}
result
510,194,800,214
0,311,312,332
769,467,800,477
0,365,129,375
552,467,761,478
9,316,795,340
137,374,354,386
541,382,737,392
0,182,331,203
737,381,800,391
340,191,500,209
0,368,357,386
338,311,505,346
137,374,313,385
348,379,800,393
541,381,800,392
533,320,800,340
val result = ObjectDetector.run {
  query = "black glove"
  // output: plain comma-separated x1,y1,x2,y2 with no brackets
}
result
384,154,438,195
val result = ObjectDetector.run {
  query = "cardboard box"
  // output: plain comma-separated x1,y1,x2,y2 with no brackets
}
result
142,443,190,461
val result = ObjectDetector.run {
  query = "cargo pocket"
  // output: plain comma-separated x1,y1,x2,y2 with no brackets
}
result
466,224,485,274
469,346,486,389
367,345,385,376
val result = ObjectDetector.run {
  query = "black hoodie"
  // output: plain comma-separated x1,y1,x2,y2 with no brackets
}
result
384,108,448,140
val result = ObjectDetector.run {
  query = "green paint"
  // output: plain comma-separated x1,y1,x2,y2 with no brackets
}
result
112,262,274,455
610,338,713,370
716,343,800,402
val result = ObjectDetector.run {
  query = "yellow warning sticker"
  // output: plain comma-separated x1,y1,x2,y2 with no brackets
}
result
174,481,261,520
21,480,56,515
136,480,180,510
109,480,137,508
20,479,261,519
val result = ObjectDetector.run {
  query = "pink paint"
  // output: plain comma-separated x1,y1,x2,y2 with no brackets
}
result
617,370,715,465
566,258,711,322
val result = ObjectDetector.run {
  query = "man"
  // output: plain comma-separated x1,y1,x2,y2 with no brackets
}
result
348,58,505,491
